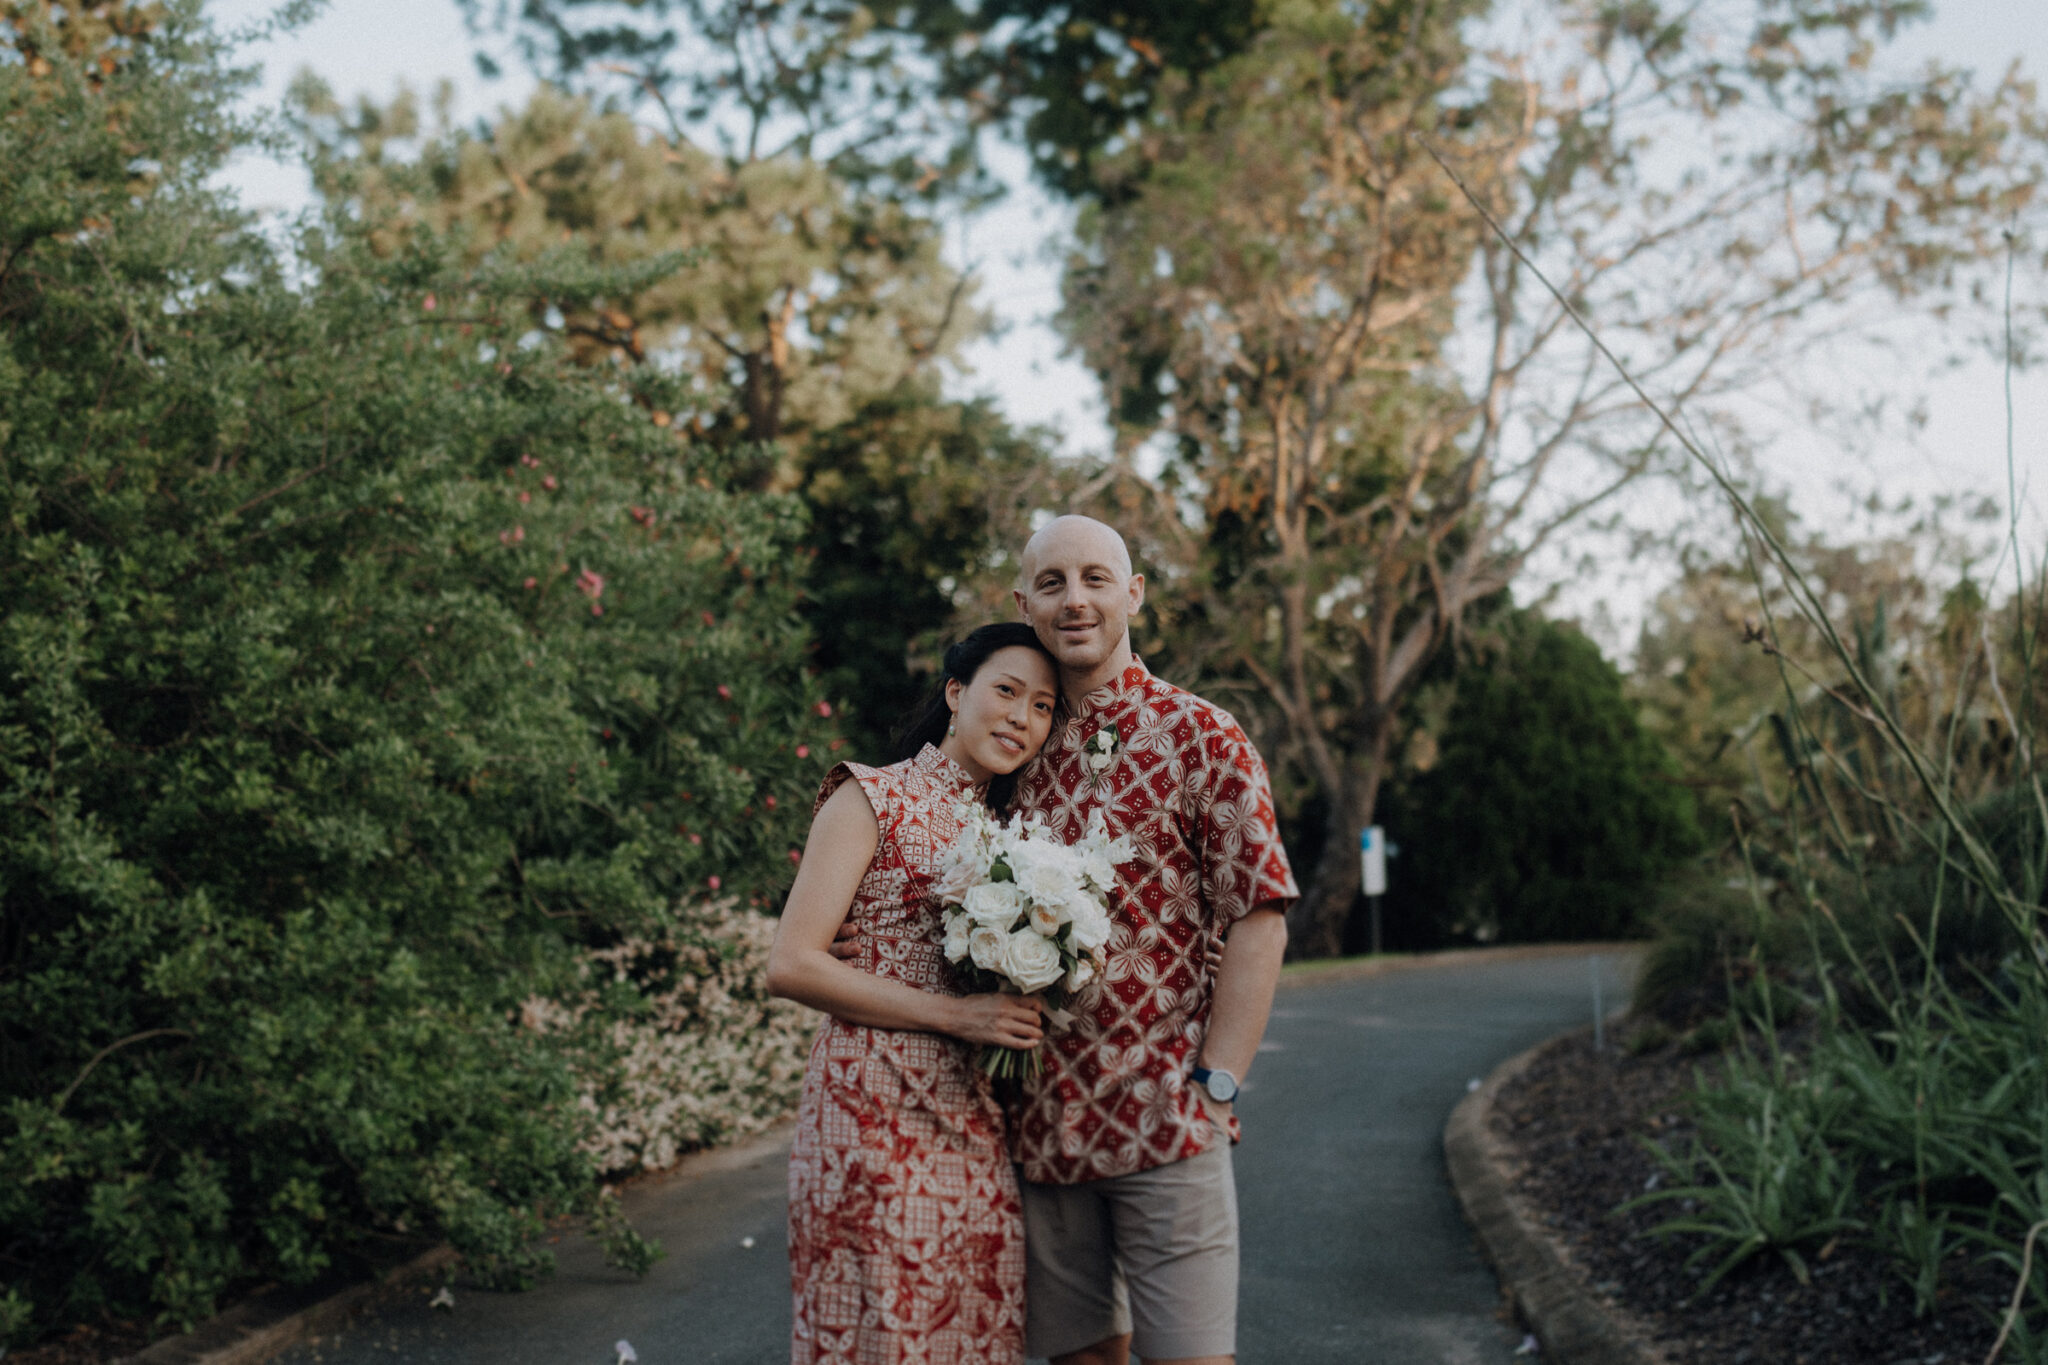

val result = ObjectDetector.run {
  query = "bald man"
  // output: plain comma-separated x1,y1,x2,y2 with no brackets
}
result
1005,516,1296,1365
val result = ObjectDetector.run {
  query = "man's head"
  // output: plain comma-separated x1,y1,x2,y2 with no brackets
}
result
1015,514,1145,698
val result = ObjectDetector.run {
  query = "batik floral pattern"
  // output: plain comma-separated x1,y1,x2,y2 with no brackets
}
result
1008,662,1299,1185
788,746,1025,1365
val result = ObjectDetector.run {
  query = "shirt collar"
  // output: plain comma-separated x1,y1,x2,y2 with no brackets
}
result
1075,657,1151,722
915,742,987,797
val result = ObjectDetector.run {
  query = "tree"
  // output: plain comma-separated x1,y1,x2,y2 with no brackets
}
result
1395,613,1702,943
1,2,835,1341
298,82,1058,755
1053,0,2046,955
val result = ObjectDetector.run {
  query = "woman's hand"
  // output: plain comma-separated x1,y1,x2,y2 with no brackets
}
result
946,992,1046,1050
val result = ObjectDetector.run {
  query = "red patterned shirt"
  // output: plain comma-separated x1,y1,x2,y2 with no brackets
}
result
1007,660,1298,1184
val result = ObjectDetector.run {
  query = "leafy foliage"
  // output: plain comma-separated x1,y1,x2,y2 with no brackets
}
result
1390,614,1702,943
0,2,834,1341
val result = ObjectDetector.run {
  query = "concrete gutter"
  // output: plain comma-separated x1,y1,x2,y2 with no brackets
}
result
1444,1031,1669,1365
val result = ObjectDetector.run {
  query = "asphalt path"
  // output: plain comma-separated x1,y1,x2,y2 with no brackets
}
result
277,946,1636,1365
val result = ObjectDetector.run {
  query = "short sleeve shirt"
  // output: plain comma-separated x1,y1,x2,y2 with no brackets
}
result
1006,660,1298,1184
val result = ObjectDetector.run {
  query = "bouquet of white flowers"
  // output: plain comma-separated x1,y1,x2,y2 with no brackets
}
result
932,804,1132,1078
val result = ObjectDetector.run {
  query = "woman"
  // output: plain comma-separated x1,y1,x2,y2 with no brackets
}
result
767,622,1061,1365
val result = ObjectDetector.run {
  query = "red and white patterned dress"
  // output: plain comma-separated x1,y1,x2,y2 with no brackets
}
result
787,745,1026,1365
1008,660,1299,1185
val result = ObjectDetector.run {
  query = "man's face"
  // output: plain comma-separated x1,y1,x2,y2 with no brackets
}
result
1014,519,1145,678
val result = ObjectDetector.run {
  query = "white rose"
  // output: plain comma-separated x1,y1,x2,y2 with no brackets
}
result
968,924,1009,973
942,914,972,964
962,881,1024,930
1087,748,1114,772
1027,900,1067,937
932,839,986,905
1001,928,1066,994
1064,956,1097,992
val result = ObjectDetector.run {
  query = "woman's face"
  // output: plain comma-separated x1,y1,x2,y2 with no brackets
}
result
942,645,1060,782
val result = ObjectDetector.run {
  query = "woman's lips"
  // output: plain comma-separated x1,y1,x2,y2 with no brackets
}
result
992,734,1025,755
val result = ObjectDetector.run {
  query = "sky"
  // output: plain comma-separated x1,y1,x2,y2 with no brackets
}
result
209,0,2048,656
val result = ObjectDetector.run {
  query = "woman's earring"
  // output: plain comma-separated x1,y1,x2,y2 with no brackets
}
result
947,722,956,736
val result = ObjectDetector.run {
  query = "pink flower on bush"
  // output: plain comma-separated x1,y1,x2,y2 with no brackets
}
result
764,795,777,810
521,454,540,468
518,490,531,504
815,701,832,718
576,568,605,600
707,875,721,891
500,525,525,545
716,684,732,701
795,744,810,759
542,475,559,491
422,293,437,311
701,610,715,627
788,849,801,864
523,576,538,589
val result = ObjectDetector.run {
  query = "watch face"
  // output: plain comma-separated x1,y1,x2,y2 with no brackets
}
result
1205,1070,1238,1103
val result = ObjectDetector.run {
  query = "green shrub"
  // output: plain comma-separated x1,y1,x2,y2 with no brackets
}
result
1394,612,1704,943
0,3,833,1342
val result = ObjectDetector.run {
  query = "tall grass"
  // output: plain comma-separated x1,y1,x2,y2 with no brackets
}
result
1425,141,2048,1355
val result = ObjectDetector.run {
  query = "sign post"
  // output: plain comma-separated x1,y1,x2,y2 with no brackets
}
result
1359,825,1388,956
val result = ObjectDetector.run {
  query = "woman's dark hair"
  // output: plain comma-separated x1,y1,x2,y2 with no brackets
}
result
890,622,1062,809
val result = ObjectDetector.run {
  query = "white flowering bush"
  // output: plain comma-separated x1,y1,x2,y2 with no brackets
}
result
525,899,818,1174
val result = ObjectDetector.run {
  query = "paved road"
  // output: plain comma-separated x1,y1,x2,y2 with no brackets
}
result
278,947,1634,1365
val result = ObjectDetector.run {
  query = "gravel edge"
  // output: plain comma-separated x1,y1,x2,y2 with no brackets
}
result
1444,1031,1670,1365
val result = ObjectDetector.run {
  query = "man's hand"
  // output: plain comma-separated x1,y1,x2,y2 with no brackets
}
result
1195,1086,1233,1130
829,920,860,961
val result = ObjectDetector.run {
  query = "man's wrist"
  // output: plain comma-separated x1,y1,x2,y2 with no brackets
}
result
1191,1063,1239,1104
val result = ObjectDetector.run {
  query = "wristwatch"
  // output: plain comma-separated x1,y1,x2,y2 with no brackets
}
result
1190,1065,1239,1104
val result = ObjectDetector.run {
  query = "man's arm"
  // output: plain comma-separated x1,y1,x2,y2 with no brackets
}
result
1198,906,1288,1090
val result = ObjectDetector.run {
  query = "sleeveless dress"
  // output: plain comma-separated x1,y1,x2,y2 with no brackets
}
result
787,744,1027,1365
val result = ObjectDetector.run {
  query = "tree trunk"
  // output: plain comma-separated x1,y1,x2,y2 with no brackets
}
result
1284,724,1393,959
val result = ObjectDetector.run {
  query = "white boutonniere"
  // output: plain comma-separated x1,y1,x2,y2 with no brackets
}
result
1083,722,1122,787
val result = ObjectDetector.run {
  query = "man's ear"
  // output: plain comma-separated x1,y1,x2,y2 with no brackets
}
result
1127,572,1146,615
1013,586,1031,621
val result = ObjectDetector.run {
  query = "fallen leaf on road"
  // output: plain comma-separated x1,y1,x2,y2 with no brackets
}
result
1514,1333,1540,1356
429,1286,455,1311
740,1235,756,1249
615,1339,638,1364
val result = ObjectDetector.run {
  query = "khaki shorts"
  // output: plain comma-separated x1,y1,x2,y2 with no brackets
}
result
1019,1141,1239,1361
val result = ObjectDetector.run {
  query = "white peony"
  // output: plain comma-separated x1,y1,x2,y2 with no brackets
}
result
1017,857,1082,908
962,881,1024,930
1064,956,1097,992
1080,845,1120,893
968,924,1009,973
1067,902,1113,953
1001,927,1066,993
942,913,972,964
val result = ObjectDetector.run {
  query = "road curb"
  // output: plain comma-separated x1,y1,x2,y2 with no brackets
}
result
116,1245,455,1365
1444,1031,1667,1365
112,1122,796,1365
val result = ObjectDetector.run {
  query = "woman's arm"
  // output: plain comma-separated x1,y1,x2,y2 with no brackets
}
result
766,783,1044,1050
